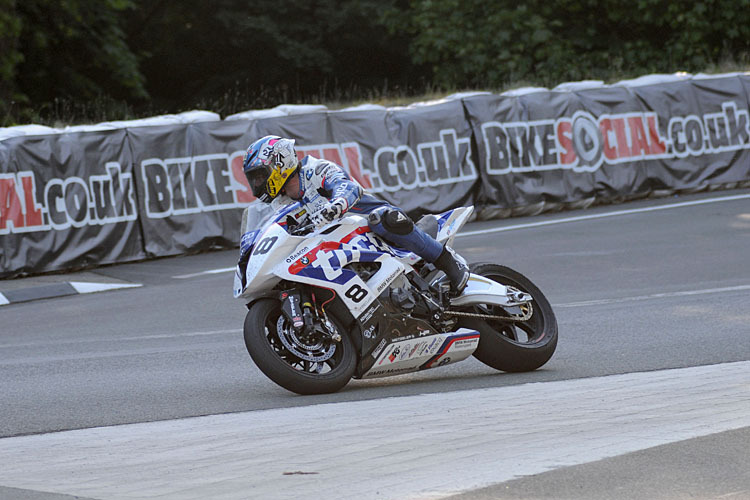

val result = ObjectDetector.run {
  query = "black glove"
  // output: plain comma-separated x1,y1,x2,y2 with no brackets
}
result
311,197,348,226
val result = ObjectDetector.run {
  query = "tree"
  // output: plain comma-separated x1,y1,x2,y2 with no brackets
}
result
124,0,422,114
0,0,24,124
3,0,146,125
383,0,750,88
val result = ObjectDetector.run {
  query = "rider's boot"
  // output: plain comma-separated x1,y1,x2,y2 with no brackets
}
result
433,245,470,294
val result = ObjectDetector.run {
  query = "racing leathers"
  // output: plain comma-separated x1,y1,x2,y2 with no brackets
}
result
279,156,469,292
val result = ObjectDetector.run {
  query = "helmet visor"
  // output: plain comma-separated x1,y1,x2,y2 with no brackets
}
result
245,167,270,198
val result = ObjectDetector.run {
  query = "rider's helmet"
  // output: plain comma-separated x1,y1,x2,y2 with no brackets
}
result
242,135,299,202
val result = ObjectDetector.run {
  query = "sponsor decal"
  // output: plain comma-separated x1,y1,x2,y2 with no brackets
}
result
378,345,395,365
285,245,311,264
363,324,376,339
376,267,401,294
388,346,401,363
437,357,452,367
314,162,334,176
371,338,387,359
410,341,426,357
391,333,414,342
426,337,442,351
453,339,478,348
359,304,380,323
240,229,259,255
481,101,750,173
416,341,432,356
398,344,411,360
367,366,417,377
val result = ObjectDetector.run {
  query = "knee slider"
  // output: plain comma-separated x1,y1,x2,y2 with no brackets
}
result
369,207,413,236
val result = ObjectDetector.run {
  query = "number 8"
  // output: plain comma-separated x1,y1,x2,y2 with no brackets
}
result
345,284,368,303
254,236,278,255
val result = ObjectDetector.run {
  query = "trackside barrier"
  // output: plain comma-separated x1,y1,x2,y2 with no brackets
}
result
1,74,749,277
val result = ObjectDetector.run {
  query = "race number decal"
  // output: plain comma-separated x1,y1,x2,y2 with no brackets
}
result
253,236,278,255
345,284,368,303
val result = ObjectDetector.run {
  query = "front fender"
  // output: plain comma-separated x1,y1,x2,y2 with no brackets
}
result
243,291,281,310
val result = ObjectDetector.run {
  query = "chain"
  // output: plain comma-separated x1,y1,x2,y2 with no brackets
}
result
444,303,533,322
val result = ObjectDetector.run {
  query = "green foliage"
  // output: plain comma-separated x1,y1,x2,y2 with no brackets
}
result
2,0,145,126
0,0,24,124
383,0,750,88
123,0,421,116
2,0,750,126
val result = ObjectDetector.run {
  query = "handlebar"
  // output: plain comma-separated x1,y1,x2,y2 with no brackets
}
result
290,222,316,236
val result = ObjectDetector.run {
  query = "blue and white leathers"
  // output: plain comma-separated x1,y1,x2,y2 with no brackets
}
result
295,156,442,263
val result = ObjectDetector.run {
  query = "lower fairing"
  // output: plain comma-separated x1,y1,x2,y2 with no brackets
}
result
359,328,479,379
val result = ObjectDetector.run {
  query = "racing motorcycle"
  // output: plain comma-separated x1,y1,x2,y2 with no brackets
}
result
234,201,558,395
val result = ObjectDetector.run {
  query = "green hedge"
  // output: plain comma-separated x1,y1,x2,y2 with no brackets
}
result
384,0,750,87
2,0,749,126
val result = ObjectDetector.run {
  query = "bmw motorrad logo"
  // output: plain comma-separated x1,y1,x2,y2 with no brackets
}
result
301,257,310,265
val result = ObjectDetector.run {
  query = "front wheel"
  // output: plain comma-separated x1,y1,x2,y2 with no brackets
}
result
459,264,558,372
244,298,356,395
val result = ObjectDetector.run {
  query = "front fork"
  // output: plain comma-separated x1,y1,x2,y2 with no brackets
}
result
279,289,341,342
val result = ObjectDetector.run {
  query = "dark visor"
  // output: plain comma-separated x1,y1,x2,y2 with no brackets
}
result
245,168,269,198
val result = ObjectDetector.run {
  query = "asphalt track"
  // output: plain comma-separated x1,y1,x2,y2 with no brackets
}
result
1,189,749,499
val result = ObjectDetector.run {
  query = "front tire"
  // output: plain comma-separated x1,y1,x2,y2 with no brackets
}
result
459,264,558,372
244,299,356,395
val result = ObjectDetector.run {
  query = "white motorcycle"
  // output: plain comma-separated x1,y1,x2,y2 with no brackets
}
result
234,201,558,395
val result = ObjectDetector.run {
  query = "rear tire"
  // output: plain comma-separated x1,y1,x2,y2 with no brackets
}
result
459,264,558,372
244,299,356,394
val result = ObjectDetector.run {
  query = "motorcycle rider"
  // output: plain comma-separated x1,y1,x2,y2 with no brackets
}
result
242,135,469,293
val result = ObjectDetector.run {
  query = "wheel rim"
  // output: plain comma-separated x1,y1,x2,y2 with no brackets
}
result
263,305,345,375
472,273,547,345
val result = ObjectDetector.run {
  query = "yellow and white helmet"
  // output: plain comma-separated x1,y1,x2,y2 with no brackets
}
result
242,135,299,202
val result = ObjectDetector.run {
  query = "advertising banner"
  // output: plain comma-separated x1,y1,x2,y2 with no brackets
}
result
2,74,749,277
0,129,143,278
463,74,750,219
129,121,255,257
328,100,478,217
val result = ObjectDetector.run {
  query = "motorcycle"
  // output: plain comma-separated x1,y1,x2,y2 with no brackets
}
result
234,201,558,395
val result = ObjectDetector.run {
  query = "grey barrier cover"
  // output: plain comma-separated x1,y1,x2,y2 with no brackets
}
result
326,100,478,217
129,121,253,257
248,100,477,216
0,129,143,278
463,74,750,219
131,103,476,258
1,74,749,277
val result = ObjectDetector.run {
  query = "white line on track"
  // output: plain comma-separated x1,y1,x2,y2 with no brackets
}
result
557,284,750,308
172,193,750,278
173,267,236,279
457,193,750,237
1,362,748,500
0,329,242,350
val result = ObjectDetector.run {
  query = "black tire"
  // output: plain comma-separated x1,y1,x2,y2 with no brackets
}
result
459,264,558,372
243,298,356,395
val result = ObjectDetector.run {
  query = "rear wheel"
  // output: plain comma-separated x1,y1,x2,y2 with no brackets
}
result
459,264,558,372
244,299,356,394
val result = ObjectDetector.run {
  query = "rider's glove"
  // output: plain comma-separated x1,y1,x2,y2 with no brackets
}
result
311,197,348,226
